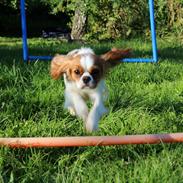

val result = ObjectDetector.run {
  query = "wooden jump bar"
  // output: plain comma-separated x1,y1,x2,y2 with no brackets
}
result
0,133,183,148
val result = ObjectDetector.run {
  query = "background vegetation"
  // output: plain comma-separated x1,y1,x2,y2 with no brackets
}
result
0,0,182,39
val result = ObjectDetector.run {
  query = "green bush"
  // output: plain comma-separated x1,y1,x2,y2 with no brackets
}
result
50,0,183,40
0,0,182,40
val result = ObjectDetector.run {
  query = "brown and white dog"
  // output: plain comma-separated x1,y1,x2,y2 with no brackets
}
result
50,48,130,132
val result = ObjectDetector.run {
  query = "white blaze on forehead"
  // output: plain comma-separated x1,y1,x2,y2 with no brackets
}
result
67,48,94,57
80,55,94,71
82,71,92,78
77,48,94,55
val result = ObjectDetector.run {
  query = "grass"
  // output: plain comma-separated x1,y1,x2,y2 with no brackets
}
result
0,36,183,182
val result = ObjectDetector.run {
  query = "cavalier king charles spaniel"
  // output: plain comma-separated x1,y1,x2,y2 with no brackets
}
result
50,47,130,132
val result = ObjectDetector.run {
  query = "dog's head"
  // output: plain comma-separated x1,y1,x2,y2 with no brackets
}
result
50,47,131,89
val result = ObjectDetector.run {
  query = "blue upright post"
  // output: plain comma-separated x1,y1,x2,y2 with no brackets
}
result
149,0,158,62
20,0,28,62
123,0,158,63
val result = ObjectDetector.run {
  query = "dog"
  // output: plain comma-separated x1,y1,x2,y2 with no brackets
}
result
50,47,130,132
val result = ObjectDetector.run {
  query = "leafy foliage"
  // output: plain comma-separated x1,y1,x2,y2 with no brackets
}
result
42,0,183,40
0,0,182,40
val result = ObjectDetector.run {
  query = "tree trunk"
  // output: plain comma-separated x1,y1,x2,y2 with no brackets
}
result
71,1,87,40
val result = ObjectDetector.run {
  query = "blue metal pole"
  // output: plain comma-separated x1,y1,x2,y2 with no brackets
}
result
28,56,53,61
20,0,28,62
123,58,153,63
149,0,158,62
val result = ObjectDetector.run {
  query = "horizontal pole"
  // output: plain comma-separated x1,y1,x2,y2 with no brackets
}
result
28,55,53,60
122,58,155,63
28,56,155,63
0,133,183,148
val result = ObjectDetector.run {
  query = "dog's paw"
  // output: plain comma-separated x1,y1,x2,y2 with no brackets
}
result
68,107,76,116
85,122,98,133
85,116,98,133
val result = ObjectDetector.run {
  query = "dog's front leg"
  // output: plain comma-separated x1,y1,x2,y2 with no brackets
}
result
64,91,76,116
86,94,108,132
70,93,89,122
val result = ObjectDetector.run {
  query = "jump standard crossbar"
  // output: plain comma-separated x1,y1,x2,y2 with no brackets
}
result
20,0,158,63
1,133,183,148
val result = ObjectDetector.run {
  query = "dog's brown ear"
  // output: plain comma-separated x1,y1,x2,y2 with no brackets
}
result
50,55,70,80
100,48,131,68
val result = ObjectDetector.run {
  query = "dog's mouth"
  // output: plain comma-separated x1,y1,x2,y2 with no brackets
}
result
81,82,97,89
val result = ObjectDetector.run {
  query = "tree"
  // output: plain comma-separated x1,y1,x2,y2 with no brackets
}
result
71,1,87,40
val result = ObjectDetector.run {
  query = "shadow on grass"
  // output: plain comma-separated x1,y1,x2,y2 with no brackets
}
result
128,46,183,63
29,46,183,64
158,46,183,62
0,46,22,64
1,42,183,67
0,45,151,64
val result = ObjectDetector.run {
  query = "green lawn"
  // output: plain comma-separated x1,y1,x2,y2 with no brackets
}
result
0,36,183,183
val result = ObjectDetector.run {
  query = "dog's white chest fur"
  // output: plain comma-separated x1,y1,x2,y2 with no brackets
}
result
64,75,108,132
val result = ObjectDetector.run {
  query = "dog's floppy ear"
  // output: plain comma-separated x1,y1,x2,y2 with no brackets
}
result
50,54,70,80
100,48,131,68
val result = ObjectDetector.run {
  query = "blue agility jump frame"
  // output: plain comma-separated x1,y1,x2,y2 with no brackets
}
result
20,0,158,63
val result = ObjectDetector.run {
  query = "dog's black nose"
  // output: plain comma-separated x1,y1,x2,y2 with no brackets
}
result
83,76,91,84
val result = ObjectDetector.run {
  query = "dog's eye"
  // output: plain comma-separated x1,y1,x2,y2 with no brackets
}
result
91,69,100,75
74,69,80,75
